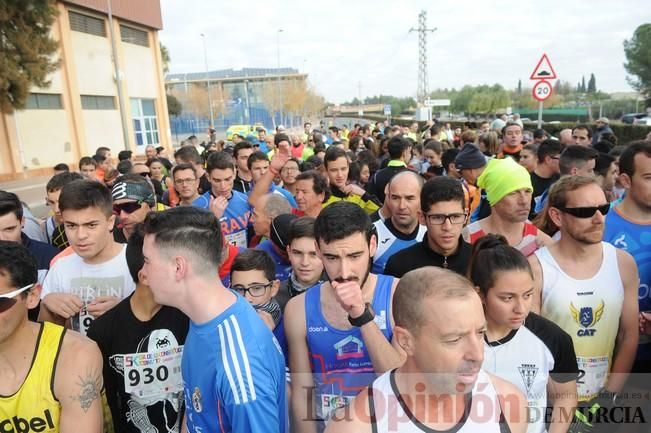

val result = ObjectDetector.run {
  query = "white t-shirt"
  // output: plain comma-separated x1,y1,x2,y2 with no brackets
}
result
41,245,136,335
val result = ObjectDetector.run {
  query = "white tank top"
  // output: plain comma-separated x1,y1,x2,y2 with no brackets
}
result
367,369,509,433
536,242,623,400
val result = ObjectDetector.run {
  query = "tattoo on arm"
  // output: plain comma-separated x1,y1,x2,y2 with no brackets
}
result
70,368,102,413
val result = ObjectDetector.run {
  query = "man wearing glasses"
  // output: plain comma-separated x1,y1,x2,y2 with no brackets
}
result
466,157,551,257
111,174,160,244
384,176,472,278
0,241,104,432
530,176,639,430
230,249,288,365
171,163,200,206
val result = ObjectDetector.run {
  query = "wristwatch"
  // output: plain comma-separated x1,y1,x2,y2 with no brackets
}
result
348,303,375,327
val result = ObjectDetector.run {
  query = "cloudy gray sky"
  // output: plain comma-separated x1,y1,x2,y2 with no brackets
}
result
159,0,648,103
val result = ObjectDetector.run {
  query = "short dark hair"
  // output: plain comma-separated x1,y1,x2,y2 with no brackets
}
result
118,150,132,161
0,190,23,219
441,148,460,172
388,136,410,160
559,145,598,175
143,207,224,276
233,141,254,159
420,177,465,213
424,140,443,155
92,154,106,164
146,157,163,167
533,129,548,140
79,156,97,168
618,140,651,178
53,163,69,172
59,179,113,217
572,124,592,138
172,163,197,178
608,145,627,158
595,152,616,177
117,160,133,174
46,171,84,193
295,170,330,202
288,217,316,245
230,249,276,282
537,139,564,163
0,241,37,293
323,146,348,168
469,234,532,296
206,151,235,174
125,225,145,283
247,151,269,171
501,121,522,136
174,146,203,165
95,146,111,157
314,201,373,245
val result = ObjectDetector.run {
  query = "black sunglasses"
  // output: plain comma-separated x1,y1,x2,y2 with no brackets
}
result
557,204,610,218
0,284,34,313
113,202,143,215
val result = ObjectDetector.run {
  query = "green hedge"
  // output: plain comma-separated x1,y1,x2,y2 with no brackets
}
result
362,115,651,144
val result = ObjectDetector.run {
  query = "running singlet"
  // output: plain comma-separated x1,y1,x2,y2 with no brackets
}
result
467,220,539,257
604,207,651,361
0,322,65,433
372,219,426,274
483,313,578,433
305,274,394,423
367,369,509,433
536,243,624,400
192,190,252,248
182,294,288,433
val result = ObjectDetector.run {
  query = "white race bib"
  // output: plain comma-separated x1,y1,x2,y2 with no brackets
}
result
225,230,247,248
124,346,184,398
576,355,609,400
319,393,355,421
71,306,94,336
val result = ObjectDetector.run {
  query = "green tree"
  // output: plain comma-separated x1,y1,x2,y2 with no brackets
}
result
588,73,596,93
624,23,651,98
166,93,182,116
160,43,171,75
0,0,60,113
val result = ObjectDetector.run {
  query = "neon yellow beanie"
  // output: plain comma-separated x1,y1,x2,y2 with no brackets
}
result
477,157,533,206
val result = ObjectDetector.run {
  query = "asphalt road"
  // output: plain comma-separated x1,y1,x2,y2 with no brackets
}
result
0,176,51,219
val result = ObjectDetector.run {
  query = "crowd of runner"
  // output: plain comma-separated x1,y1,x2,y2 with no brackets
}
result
1,117,651,433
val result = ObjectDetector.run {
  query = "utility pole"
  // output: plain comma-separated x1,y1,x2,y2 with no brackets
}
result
200,33,214,128
276,29,284,127
358,81,362,117
409,11,436,105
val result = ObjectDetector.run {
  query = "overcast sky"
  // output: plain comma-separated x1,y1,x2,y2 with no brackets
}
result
159,0,648,103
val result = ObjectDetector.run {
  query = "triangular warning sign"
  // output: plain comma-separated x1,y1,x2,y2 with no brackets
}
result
530,54,557,80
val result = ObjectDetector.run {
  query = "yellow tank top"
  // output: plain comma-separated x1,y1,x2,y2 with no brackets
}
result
0,322,65,433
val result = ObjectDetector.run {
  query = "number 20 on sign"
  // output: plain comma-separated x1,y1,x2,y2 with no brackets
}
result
532,80,553,102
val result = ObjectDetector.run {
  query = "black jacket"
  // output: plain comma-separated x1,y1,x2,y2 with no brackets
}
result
383,235,472,278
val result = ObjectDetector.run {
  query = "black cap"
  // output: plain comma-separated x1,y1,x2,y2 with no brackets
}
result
270,213,298,250
274,133,290,146
454,144,487,170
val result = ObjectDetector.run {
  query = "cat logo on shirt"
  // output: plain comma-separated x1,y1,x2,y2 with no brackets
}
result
570,300,604,337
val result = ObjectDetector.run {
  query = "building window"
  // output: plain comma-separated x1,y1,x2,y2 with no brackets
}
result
25,93,63,109
120,25,149,47
81,95,116,110
130,99,159,146
69,11,106,37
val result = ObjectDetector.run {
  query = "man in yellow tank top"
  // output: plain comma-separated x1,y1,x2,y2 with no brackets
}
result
0,241,103,433
529,176,639,430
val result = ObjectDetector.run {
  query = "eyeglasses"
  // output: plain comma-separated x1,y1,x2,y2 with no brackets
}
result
556,204,610,218
425,213,467,225
113,201,143,215
0,284,34,313
231,282,272,298
174,178,197,185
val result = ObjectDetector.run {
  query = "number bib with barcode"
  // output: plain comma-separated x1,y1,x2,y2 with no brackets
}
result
319,394,355,421
124,346,184,398
224,230,247,248
576,355,609,400
71,306,94,336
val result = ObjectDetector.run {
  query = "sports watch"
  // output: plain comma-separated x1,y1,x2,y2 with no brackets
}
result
348,303,375,327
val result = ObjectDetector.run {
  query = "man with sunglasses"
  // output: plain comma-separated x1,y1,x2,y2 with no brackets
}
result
530,175,639,430
40,180,136,335
0,241,104,432
384,176,472,278
465,157,552,257
111,174,160,244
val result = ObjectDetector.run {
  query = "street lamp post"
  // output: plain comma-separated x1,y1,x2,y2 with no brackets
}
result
201,33,215,129
276,29,283,127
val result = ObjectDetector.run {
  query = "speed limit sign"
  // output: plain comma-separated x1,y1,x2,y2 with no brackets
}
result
532,80,553,102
